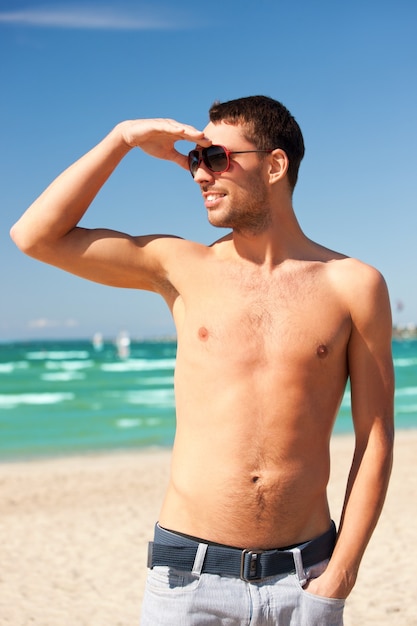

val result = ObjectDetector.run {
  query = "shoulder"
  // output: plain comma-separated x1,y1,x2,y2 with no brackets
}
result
162,231,233,260
328,256,387,293
327,256,391,334
134,234,223,286
310,243,389,310
327,256,386,288
132,233,212,259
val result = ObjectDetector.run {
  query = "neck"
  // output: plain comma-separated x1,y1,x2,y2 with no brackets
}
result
231,201,310,266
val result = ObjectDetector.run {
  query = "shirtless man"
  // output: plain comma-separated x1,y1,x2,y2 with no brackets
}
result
11,96,394,625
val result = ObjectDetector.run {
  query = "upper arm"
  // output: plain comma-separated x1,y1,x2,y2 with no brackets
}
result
345,262,395,443
27,225,183,294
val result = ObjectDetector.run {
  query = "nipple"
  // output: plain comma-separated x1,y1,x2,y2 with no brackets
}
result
198,327,209,341
316,344,328,359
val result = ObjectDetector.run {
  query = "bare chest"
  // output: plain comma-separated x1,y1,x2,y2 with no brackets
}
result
176,264,350,366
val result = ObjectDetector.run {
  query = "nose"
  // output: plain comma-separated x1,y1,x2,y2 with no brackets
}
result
192,160,215,184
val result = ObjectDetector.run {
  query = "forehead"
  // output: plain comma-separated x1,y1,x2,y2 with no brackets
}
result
203,121,253,148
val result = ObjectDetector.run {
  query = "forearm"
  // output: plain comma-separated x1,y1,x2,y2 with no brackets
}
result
10,123,131,255
312,423,394,598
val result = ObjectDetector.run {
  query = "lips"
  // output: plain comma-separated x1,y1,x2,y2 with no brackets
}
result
203,192,226,209
206,193,226,202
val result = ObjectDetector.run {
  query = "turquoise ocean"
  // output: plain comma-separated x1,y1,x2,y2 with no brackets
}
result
0,338,416,462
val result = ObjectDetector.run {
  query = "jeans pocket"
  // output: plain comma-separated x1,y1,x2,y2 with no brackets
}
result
300,586,345,608
291,571,345,625
299,590,345,626
291,566,346,607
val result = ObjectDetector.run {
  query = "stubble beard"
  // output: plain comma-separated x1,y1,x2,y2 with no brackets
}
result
207,176,271,236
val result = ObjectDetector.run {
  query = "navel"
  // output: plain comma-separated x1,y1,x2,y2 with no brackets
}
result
198,326,209,341
316,344,329,359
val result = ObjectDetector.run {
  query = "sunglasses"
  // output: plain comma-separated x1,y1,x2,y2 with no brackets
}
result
188,145,273,178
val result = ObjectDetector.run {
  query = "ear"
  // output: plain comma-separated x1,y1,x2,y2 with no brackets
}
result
268,149,289,185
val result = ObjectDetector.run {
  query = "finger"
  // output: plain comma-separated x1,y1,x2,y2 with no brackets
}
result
169,150,190,171
166,120,211,146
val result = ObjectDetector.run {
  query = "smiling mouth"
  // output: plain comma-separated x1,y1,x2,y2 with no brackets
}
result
206,193,226,202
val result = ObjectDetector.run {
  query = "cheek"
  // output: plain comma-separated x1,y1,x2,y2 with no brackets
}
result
243,173,269,202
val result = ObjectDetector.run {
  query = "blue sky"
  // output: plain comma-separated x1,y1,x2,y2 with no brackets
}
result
1,0,416,341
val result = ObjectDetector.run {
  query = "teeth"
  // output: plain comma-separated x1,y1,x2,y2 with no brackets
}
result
207,194,223,201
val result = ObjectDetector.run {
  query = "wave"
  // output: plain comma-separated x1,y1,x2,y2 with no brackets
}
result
342,387,417,401
395,387,417,397
0,392,74,409
41,372,86,382
107,388,175,407
26,350,91,360
393,357,417,367
0,361,29,374
116,417,162,429
45,360,94,371
140,376,175,386
101,358,176,373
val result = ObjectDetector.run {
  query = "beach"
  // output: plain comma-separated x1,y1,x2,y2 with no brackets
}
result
0,431,415,626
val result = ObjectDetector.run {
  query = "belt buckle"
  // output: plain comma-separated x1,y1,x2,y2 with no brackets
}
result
240,549,263,581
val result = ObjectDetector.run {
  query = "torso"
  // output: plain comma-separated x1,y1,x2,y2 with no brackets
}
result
158,238,351,549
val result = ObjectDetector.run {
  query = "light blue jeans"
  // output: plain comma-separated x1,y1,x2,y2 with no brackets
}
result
140,527,345,625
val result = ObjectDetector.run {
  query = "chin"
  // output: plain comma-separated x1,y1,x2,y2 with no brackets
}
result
207,212,230,229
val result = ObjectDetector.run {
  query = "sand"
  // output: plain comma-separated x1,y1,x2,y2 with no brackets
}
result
0,431,416,626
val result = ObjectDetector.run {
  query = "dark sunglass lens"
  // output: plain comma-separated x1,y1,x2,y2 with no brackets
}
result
188,150,200,177
205,146,228,172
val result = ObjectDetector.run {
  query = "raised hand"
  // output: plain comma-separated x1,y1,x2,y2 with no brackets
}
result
119,118,212,170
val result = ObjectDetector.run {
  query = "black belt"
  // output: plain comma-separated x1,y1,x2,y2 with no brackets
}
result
148,522,336,582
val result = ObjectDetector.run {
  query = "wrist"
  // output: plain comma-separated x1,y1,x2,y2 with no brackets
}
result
317,563,357,598
111,121,137,151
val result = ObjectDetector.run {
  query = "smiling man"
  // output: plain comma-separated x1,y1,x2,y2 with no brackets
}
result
11,96,394,625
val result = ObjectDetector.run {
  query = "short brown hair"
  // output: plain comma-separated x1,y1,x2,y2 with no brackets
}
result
209,95,305,190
